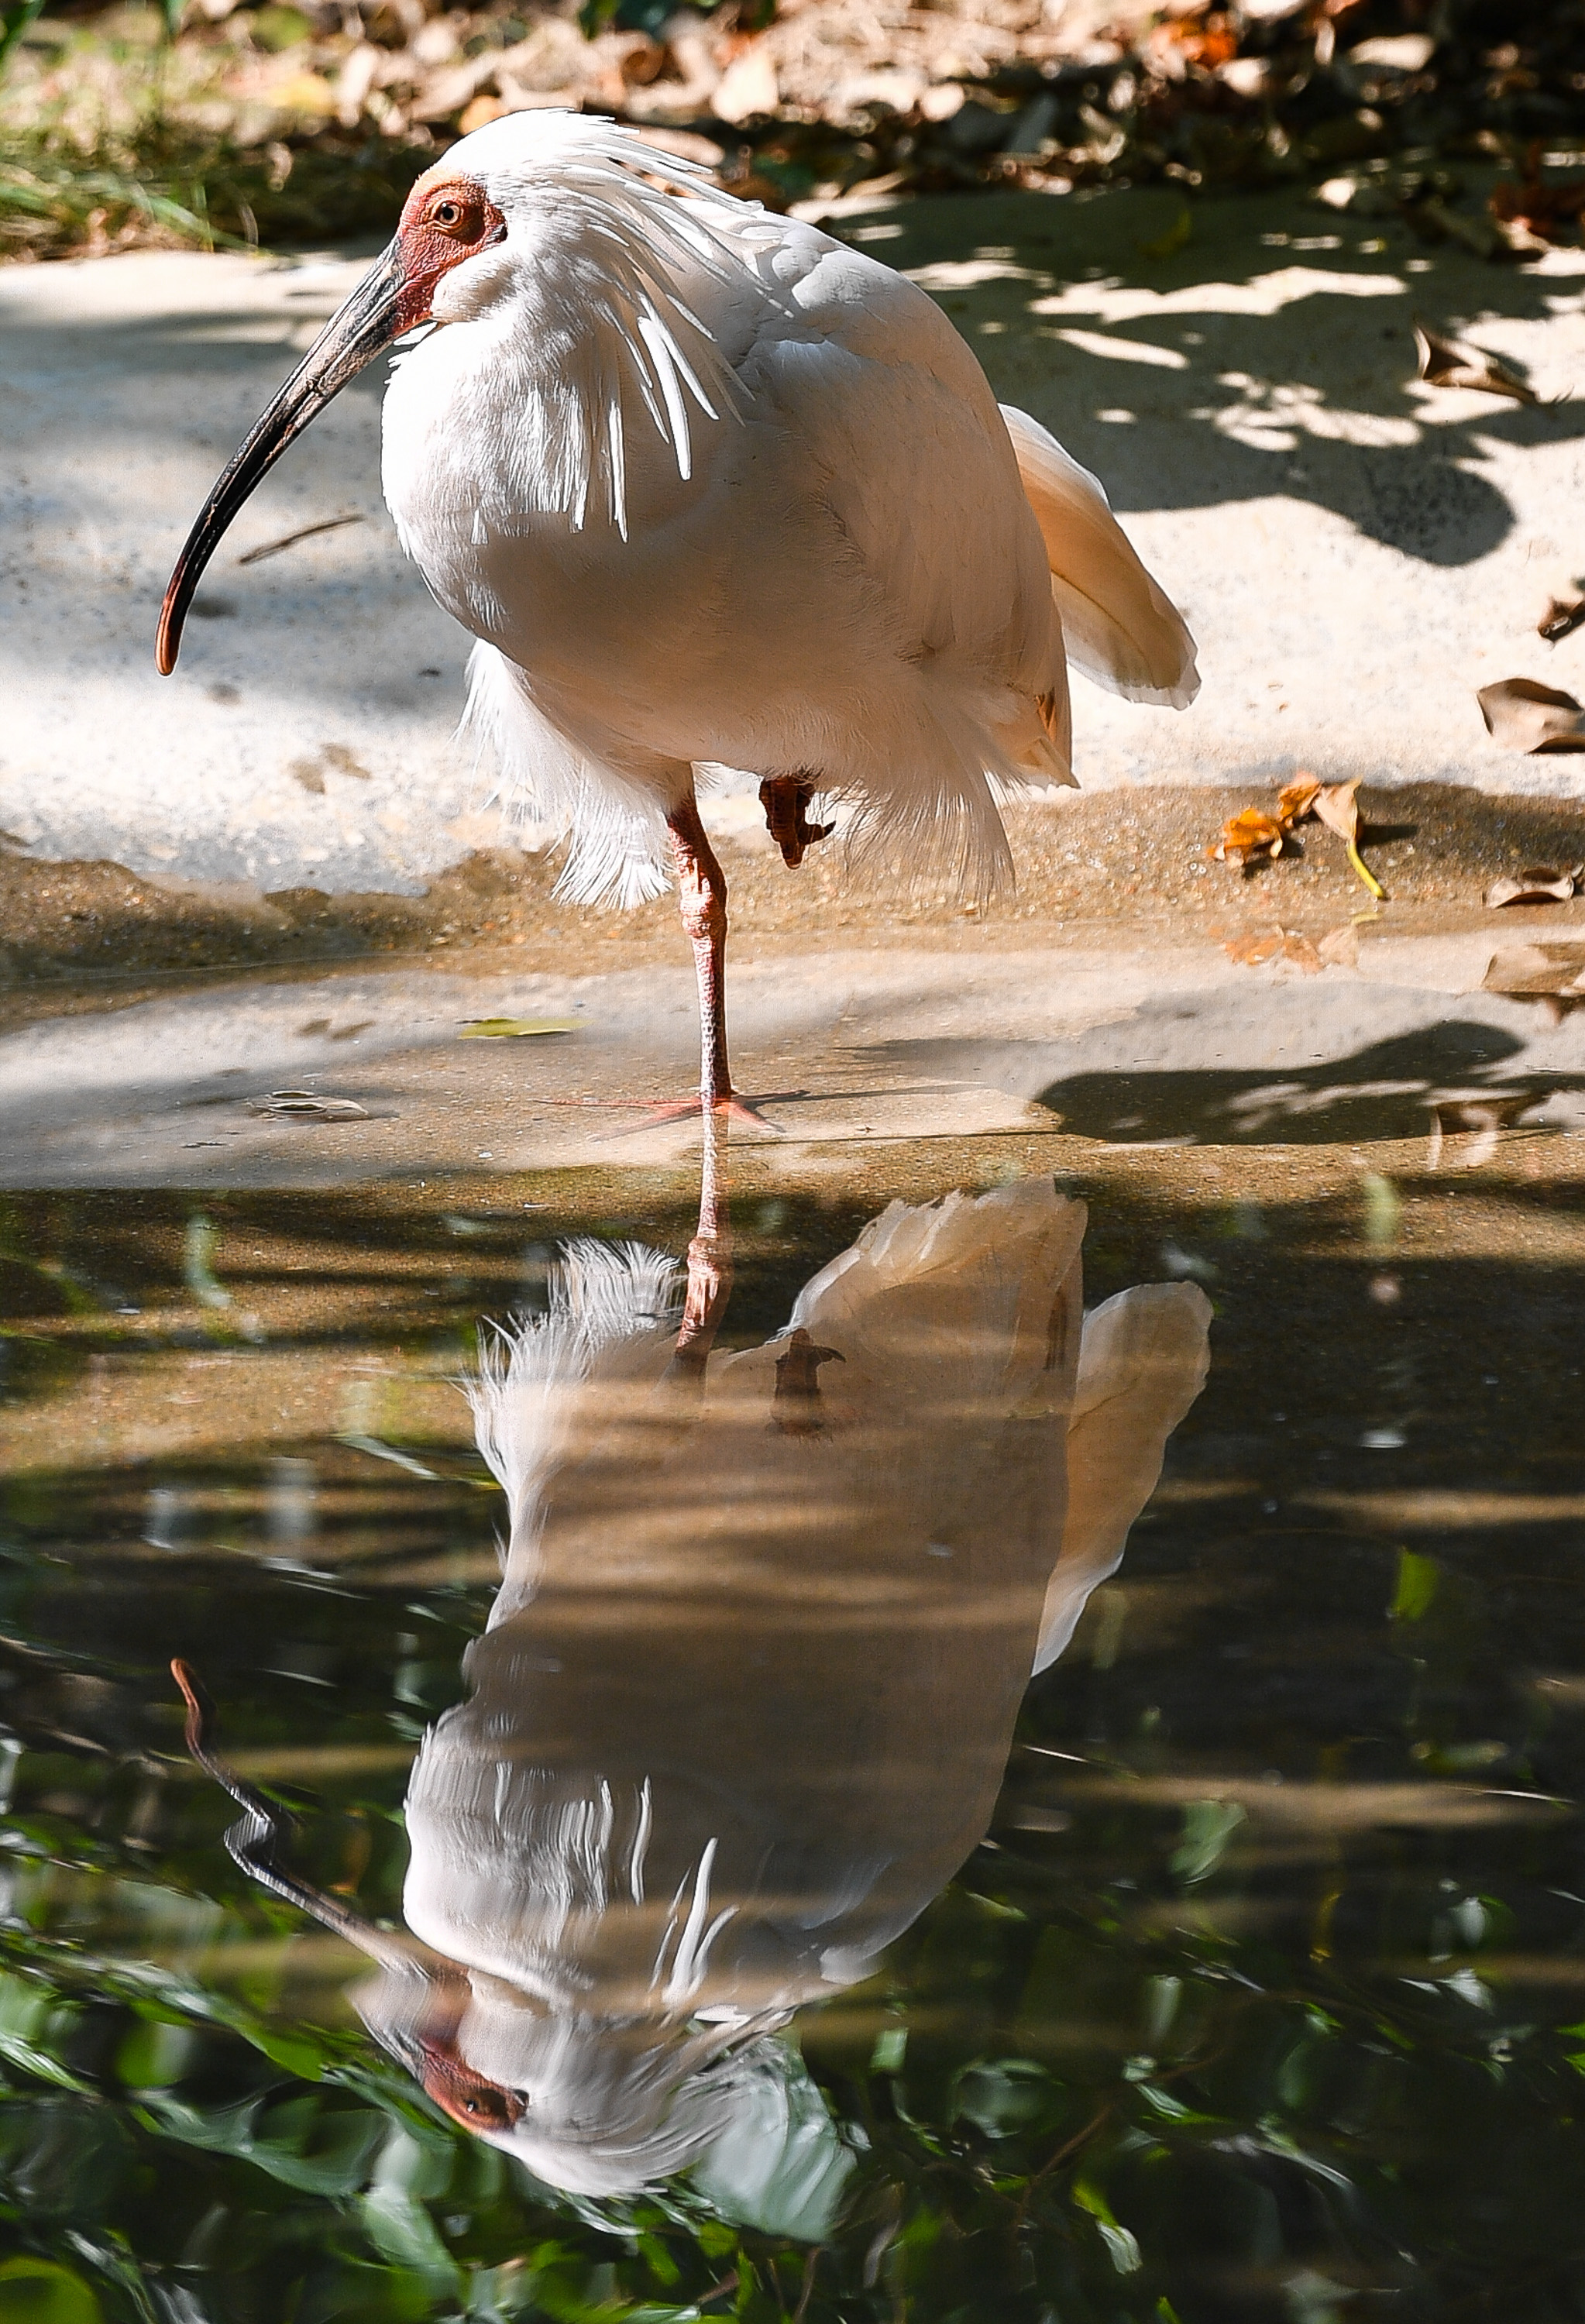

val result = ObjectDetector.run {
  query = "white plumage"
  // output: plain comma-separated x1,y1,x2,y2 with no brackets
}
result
160,110,1199,1123
376,112,1197,907
349,1176,1209,2210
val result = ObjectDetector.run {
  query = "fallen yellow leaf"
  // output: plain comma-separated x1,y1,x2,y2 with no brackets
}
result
459,1018,581,1039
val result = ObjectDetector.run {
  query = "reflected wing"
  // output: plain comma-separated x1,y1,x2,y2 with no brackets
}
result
1032,1281,1212,1674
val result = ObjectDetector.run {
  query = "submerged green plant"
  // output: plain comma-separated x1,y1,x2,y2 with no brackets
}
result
0,1,46,83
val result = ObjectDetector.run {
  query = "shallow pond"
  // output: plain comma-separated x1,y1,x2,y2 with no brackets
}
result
3,981,1585,2324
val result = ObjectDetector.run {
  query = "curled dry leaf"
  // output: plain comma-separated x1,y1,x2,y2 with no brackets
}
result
1484,867,1583,909
250,1089,370,1120
1275,777,1321,823
459,1017,581,1039
1209,808,1288,866
1281,773,1387,899
1539,596,1585,646
1482,942,1585,1021
1425,1094,1539,1170
1413,323,1539,405
1477,678,1585,754
1222,929,1324,972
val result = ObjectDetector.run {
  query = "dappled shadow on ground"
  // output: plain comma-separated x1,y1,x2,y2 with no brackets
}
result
1034,1018,1566,1144
864,181,1585,564
878,991,1585,1146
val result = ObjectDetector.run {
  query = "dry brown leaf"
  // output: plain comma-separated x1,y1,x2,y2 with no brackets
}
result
1316,924,1360,969
1413,323,1538,405
1279,932,1324,974
1210,808,1286,866
1490,170,1585,244
1310,776,1362,844
1425,1094,1539,1169
250,1089,370,1121
1223,930,1284,965
1539,596,1585,645
1484,866,1583,908
1279,774,1386,898
1275,777,1322,824
1478,678,1585,754
1222,929,1324,972
1481,942,1585,1020
1482,942,1585,995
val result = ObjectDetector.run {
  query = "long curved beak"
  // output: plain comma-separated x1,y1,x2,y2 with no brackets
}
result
156,239,410,676
172,1657,420,1975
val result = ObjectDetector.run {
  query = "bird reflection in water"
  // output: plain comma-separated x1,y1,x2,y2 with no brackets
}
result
177,1171,1209,2233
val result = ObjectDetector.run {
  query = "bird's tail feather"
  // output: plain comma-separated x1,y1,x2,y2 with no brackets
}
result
1032,1282,1212,1673
788,1175,1086,1404
832,682,1070,908
1002,403,1200,710
469,1241,682,1611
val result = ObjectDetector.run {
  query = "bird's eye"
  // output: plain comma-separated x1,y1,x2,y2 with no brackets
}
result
435,201,460,225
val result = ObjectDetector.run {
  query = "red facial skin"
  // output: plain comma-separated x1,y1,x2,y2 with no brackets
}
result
394,173,509,328
418,2033,528,2134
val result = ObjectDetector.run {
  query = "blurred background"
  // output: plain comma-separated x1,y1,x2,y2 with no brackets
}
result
0,0,1578,267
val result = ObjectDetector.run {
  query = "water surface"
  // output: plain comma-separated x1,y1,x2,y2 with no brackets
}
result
3,1005,1585,2323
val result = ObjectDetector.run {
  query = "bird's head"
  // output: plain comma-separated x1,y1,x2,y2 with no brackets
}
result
154,112,731,674
153,152,516,674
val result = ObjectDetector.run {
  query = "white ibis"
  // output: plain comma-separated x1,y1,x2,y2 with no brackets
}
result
177,1174,1210,2209
156,111,1198,1178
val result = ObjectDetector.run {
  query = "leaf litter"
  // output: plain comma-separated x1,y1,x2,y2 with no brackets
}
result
1477,679,1585,755
1209,774,1384,899
1483,867,1583,909
1483,942,1585,1022
1413,323,1539,405
1539,596,1585,646
249,1089,370,1120
459,1018,581,1040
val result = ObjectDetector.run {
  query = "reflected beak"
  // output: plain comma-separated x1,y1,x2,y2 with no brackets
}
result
156,239,411,676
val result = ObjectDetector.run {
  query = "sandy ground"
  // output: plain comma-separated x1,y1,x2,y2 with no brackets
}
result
7,176,1585,1216
5,177,1585,910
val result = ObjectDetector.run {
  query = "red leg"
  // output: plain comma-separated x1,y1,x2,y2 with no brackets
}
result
603,800,781,1137
669,797,733,1129
667,803,735,1376
669,1093,733,1378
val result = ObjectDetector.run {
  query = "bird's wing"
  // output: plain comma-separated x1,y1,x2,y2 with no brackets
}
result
1000,402,1201,709
733,227,1064,703
1031,1281,1212,1674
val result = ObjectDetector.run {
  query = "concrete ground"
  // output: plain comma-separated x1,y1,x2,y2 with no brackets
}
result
5,178,1585,905
8,177,1585,1207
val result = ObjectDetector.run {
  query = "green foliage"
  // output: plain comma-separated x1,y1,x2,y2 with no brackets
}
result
0,1,44,84
1390,1546,1439,1623
0,2262,102,2324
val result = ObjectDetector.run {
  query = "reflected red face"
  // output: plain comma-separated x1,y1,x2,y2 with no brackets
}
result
418,2031,527,2134
393,171,507,331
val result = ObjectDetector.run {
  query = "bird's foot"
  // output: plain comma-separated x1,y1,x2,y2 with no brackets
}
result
598,1091,787,1140
759,777,834,871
